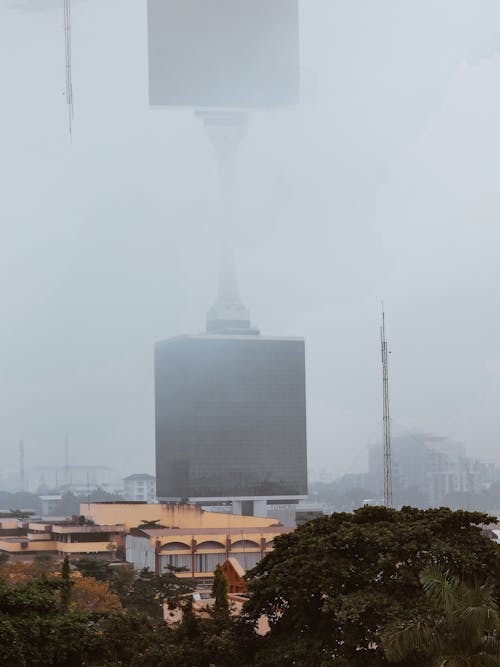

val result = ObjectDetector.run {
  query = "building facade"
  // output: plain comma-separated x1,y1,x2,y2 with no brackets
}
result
127,524,288,580
123,474,156,503
0,518,124,561
155,275,308,515
1,502,288,580
366,434,498,507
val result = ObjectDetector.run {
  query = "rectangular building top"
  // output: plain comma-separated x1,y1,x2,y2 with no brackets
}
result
156,334,304,346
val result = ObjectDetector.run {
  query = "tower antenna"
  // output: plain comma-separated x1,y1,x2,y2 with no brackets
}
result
64,0,74,137
381,305,393,507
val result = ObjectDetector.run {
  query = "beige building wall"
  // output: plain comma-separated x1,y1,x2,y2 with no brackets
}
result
82,502,279,532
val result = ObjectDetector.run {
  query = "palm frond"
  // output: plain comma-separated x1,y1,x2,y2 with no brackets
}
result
435,656,469,667
481,631,500,656
421,566,461,617
381,619,440,663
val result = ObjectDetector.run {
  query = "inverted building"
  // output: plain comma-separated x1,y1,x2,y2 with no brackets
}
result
147,0,300,110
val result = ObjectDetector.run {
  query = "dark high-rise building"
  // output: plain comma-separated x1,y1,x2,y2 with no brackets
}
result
154,267,307,515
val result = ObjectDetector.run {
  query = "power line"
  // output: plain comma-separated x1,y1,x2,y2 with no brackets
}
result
381,305,393,507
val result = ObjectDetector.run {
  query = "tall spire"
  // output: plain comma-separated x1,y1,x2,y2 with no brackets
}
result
206,254,259,335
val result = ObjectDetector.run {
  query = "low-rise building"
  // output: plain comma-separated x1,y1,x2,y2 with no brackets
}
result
0,519,125,561
127,524,288,581
0,517,28,537
81,501,279,533
81,501,288,582
123,474,156,503
1,502,290,577
39,495,63,518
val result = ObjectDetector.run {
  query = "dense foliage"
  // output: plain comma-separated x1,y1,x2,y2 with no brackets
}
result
381,566,500,664
244,506,500,666
1,506,499,666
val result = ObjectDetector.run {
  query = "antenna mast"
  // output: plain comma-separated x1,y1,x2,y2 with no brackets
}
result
64,0,74,137
381,306,393,507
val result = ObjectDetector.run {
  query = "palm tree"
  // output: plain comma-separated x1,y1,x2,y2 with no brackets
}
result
380,566,500,666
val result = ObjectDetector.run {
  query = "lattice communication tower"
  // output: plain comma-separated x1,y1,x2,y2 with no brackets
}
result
381,308,392,507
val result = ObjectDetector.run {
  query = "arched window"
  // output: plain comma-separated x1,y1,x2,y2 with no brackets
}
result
231,539,259,549
197,540,225,550
161,541,190,552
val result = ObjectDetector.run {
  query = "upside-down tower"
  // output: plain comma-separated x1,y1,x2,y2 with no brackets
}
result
149,0,305,516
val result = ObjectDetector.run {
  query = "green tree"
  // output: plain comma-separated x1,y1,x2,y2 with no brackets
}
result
212,563,229,614
122,567,194,619
381,566,500,665
0,578,101,666
32,554,56,580
109,563,136,600
59,556,72,613
179,596,200,640
0,617,25,665
73,557,112,582
244,506,500,666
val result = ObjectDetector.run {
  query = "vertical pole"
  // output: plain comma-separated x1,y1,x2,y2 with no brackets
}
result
191,537,196,580
155,540,161,575
64,434,69,485
86,472,91,514
381,307,393,507
19,440,25,492
64,0,74,137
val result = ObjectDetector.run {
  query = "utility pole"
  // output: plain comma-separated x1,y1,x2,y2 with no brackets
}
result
64,434,69,485
381,306,393,507
19,440,25,492
86,472,91,513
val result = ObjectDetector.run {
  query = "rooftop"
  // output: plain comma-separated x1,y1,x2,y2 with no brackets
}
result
132,526,287,538
124,474,155,481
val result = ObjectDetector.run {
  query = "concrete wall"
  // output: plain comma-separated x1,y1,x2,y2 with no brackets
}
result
126,534,156,571
82,502,278,532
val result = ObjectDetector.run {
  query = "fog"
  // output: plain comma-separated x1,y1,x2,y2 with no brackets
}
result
1,1,500,482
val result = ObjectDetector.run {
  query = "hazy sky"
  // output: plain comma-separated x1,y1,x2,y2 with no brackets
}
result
1,1,500,483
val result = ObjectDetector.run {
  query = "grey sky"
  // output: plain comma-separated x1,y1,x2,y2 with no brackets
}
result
1,1,500,482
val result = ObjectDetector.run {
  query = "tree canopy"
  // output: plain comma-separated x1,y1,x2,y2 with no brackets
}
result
381,565,500,665
244,506,500,666
1,507,500,666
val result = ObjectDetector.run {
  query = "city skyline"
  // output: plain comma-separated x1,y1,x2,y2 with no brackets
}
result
1,1,500,478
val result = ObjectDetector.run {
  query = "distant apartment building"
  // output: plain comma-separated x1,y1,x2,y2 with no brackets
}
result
123,474,156,503
367,434,500,507
39,495,63,518
155,271,308,517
